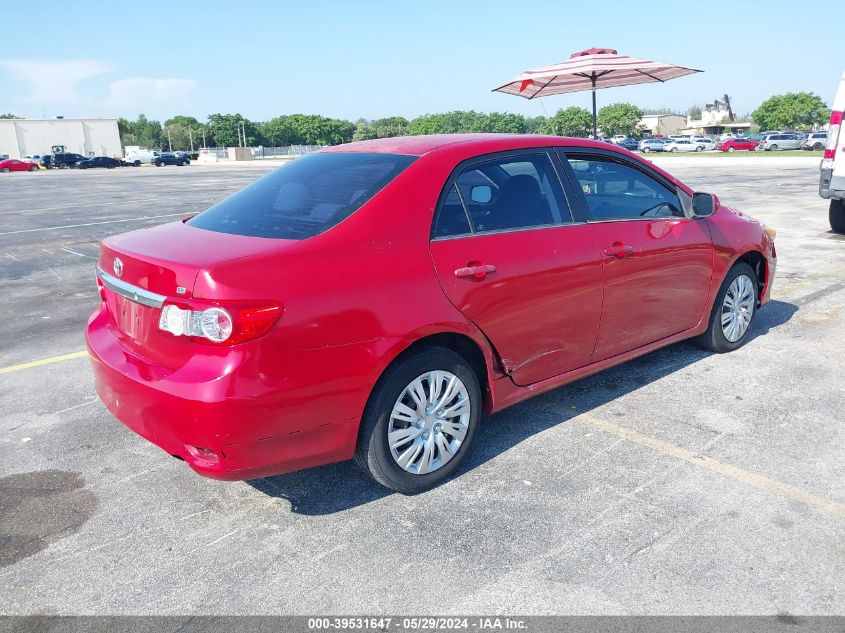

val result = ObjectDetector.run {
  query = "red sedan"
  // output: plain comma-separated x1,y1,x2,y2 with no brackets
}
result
718,138,759,152
0,158,39,172
87,135,776,493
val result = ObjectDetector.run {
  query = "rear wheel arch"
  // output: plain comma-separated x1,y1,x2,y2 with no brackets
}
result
363,331,496,427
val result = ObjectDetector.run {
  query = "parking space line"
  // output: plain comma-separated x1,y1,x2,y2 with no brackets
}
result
579,414,845,517
0,351,88,374
0,213,187,236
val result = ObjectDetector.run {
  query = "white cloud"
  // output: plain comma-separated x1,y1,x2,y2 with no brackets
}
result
105,77,198,109
0,58,113,103
0,60,198,117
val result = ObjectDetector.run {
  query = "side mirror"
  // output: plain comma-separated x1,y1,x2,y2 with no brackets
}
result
470,185,492,204
692,192,719,217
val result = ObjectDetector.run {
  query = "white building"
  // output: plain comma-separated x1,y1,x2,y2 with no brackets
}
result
0,118,122,159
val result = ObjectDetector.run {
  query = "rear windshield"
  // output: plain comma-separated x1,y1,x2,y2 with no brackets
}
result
188,152,416,239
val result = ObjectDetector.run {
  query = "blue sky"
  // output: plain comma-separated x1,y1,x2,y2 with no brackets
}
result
1,1,839,122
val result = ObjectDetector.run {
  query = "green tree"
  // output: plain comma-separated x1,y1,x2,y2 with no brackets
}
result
352,118,377,141
371,116,409,138
525,115,547,134
481,112,528,134
121,114,163,149
0,113,21,119
207,113,259,147
408,111,486,135
163,115,202,151
597,103,644,138
752,92,830,131
541,107,593,137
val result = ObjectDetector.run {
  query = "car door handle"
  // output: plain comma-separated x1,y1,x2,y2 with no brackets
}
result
454,263,496,280
603,243,634,259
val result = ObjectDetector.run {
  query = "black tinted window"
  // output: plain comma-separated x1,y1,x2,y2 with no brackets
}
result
567,156,683,220
432,184,472,238
433,153,570,238
189,152,415,239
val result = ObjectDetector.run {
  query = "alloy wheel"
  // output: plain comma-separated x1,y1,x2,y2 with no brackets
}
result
721,274,755,342
387,370,471,475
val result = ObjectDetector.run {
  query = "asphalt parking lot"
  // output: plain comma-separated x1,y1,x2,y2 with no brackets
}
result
0,158,843,615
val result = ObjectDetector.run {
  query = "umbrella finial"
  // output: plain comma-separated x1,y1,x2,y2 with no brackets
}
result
571,47,617,58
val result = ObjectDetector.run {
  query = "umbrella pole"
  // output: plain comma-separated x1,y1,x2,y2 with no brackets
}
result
591,74,597,140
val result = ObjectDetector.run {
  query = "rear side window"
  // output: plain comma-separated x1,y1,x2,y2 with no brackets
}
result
433,153,571,238
566,155,683,220
189,153,415,239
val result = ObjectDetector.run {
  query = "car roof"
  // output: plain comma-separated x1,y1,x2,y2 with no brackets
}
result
318,134,620,157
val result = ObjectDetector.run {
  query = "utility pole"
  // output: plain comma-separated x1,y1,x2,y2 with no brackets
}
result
167,128,172,151
188,127,194,152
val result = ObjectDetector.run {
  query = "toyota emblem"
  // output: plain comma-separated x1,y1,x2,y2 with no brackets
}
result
113,257,124,277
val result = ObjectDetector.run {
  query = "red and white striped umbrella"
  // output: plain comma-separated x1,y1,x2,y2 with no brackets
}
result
493,48,702,137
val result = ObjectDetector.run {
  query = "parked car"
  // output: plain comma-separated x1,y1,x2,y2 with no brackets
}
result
152,152,190,166
76,156,122,169
610,134,627,144
638,138,667,153
692,137,716,151
43,152,86,169
618,137,640,151
0,158,40,172
664,139,702,152
820,71,845,232
87,135,777,493
759,134,802,150
802,132,828,151
718,138,759,152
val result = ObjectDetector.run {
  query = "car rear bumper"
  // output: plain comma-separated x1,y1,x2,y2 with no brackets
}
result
86,304,359,481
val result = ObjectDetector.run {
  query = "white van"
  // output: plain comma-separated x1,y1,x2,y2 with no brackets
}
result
124,148,160,166
819,71,845,232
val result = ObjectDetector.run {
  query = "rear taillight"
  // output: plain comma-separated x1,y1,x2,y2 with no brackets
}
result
158,300,282,345
824,111,842,159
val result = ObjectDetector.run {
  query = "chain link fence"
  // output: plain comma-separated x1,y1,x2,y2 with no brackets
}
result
197,145,324,161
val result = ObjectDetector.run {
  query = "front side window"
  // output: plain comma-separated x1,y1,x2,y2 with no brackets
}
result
189,152,416,239
566,155,684,220
433,153,571,238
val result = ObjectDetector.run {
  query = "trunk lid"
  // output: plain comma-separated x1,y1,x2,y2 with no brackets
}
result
98,221,297,367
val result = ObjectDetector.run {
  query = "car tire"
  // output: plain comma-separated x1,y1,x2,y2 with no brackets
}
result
670,147,678,152
696,262,759,353
696,146,704,152
29,165,38,172
643,147,650,153
134,160,141,167
728,147,735,152
813,143,823,151
830,199,845,234
354,346,482,494
1,167,9,173
769,144,778,151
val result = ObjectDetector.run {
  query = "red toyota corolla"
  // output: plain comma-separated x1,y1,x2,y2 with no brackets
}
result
87,135,776,493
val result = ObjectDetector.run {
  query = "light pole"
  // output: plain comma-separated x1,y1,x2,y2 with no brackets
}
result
166,127,172,152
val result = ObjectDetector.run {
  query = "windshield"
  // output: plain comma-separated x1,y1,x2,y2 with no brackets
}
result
189,152,416,239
